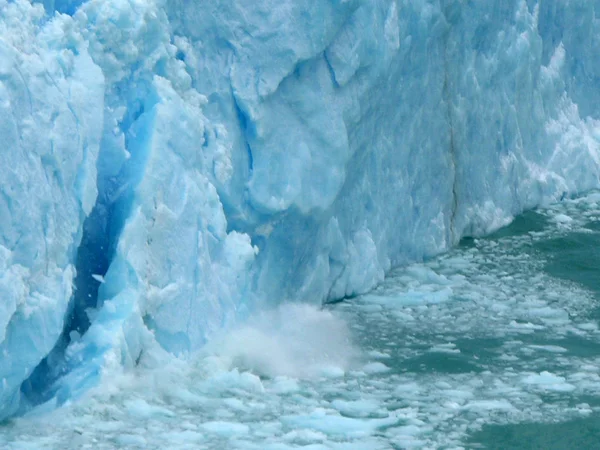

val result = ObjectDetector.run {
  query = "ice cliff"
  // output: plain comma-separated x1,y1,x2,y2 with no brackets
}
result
1,0,600,418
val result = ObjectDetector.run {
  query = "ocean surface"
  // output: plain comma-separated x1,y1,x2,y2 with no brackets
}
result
3,192,600,449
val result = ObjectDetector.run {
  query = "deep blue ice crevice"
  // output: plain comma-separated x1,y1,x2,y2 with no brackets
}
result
37,0,85,16
18,83,160,412
231,90,255,178
15,0,169,405
35,0,262,367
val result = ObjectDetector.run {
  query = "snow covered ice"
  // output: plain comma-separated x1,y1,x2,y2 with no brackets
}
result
2,0,600,437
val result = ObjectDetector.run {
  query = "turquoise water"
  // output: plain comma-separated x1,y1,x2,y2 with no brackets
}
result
3,193,600,449
464,206,600,449
331,193,600,448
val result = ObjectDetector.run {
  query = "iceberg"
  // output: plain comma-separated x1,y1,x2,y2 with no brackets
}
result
1,0,600,419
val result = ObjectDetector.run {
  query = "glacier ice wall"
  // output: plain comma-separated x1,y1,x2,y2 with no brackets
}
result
1,0,600,417
0,1,103,417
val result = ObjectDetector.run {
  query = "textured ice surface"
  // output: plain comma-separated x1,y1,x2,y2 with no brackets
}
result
0,1,103,418
2,0,600,417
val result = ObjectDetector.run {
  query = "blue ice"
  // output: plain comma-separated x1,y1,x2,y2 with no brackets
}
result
1,0,600,419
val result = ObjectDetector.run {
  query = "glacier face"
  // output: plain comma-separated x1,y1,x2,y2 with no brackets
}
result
1,0,600,418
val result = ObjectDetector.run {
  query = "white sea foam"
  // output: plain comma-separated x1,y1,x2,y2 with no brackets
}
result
205,303,359,378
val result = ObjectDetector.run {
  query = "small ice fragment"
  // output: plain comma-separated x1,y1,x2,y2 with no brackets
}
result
201,421,250,436
91,274,105,283
362,362,390,374
522,371,576,392
553,213,573,223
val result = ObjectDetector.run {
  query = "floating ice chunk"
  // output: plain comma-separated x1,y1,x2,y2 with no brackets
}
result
282,429,327,445
428,343,460,354
270,377,300,394
462,399,516,412
522,371,576,392
553,213,574,224
201,421,250,437
362,362,391,374
331,399,381,418
367,350,391,359
124,398,174,419
526,345,568,353
116,435,147,447
282,408,397,438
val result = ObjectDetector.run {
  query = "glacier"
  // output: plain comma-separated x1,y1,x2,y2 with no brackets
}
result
1,0,600,420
